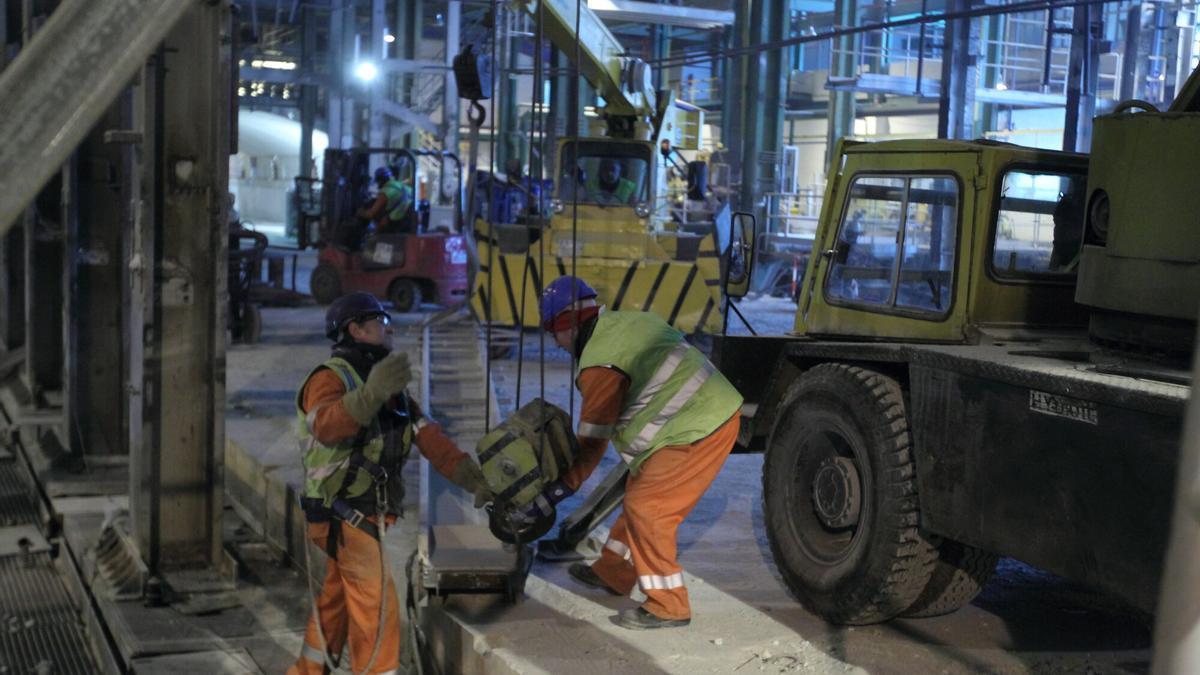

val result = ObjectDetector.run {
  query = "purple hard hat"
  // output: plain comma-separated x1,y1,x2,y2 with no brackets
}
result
539,276,597,328
325,292,390,341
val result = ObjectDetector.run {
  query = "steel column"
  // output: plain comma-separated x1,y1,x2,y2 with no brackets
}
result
937,0,978,140
23,175,64,401
737,0,786,220
827,0,858,154
65,98,132,456
1063,4,1098,152
443,0,461,153
299,3,317,179
369,0,387,148
327,3,354,149
718,22,736,154
129,2,231,571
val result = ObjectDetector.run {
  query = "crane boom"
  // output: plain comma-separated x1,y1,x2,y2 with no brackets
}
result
514,0,655,117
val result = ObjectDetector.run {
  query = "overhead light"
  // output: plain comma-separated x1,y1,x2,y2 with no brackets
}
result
384,33,396,43
355,62,378,82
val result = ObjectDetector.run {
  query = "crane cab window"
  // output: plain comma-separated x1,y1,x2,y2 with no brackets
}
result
991,169,1088,278
826,174,960,316
557,141,650,207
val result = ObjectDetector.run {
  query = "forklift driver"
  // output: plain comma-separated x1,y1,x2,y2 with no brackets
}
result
357,166,417,235
585,158,637,205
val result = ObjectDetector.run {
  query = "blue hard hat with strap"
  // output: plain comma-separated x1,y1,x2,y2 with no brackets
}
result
540,276,597,328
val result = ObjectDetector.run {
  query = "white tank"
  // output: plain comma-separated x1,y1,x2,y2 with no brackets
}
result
229,110,328,232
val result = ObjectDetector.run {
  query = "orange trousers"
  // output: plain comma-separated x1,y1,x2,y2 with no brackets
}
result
288,516,401,675
590,412,739,620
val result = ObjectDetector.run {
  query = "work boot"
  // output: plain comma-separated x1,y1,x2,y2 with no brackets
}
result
567,563,621,595
617,607,691,630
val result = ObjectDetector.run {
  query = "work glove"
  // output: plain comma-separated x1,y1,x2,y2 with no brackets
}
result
520,480,574,523
450,459,495,508
341,352,412,426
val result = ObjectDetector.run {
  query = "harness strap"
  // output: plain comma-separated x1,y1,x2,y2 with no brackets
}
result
331,499,381,540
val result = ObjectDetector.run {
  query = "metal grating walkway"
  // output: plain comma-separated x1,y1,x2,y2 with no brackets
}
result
0,459,98,674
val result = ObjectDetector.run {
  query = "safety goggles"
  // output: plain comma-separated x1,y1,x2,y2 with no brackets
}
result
355,312,391,328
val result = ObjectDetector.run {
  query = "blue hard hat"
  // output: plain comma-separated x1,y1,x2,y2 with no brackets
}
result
374,166,393,183
540,276,597,328
325,292,390,341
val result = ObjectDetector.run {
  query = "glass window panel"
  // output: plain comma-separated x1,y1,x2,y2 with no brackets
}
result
557,141,650,206
897,177,959,311
992,170,1088,277
828,176,905,306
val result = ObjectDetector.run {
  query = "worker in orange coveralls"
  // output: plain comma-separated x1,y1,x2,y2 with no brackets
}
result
288,292,492,674
523,276,743,629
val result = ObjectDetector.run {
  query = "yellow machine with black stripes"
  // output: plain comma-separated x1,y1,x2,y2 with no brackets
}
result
470,0,727,334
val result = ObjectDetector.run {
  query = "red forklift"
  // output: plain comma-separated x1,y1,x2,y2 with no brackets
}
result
296,148,469,312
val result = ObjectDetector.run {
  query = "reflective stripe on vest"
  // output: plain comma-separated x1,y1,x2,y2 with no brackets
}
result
295,357,409,506
576,311,743,471
381,180,412,221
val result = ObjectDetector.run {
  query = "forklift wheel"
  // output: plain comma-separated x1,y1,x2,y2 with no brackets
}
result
310,263,342,305
389,278,423,313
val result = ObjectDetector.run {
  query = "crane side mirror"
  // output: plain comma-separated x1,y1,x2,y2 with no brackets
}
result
724,211,757,298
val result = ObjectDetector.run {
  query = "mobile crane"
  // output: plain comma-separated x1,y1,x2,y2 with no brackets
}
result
469,0,731,334
713,66,1199,624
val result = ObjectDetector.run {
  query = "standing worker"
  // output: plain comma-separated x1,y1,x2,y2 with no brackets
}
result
523,276,743,629
288,292,492,674
357,166,416,234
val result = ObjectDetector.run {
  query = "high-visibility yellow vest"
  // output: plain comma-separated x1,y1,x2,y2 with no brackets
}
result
295,357,413,506
380,180,413,222
584,174,636,204
576,311,742,471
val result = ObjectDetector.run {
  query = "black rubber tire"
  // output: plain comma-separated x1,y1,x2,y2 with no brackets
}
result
902,539,999,618
310,263,342,305
389,278,423,313
763,363,937,625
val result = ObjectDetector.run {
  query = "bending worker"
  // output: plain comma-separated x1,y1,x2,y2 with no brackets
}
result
524,276,743,629
288,292,492,674
357,166,416,234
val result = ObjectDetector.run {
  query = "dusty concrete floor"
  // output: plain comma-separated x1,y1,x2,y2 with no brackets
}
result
478,295,1152,675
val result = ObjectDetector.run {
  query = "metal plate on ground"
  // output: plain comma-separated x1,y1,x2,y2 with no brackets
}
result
0,524,50,557
423,524,532,597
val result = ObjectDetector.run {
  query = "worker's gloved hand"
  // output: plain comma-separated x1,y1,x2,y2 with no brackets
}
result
520,480,574,522
342,352,412,425
451,459,495,508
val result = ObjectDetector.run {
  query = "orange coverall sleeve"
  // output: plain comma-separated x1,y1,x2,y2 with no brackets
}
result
561,366,629,491
301,368,468,479
358,192,388,222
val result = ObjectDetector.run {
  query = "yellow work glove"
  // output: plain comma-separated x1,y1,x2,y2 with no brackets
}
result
451,460,495,508
341,352,412,426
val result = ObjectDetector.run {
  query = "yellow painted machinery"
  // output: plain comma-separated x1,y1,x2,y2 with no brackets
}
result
469,0,727,334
